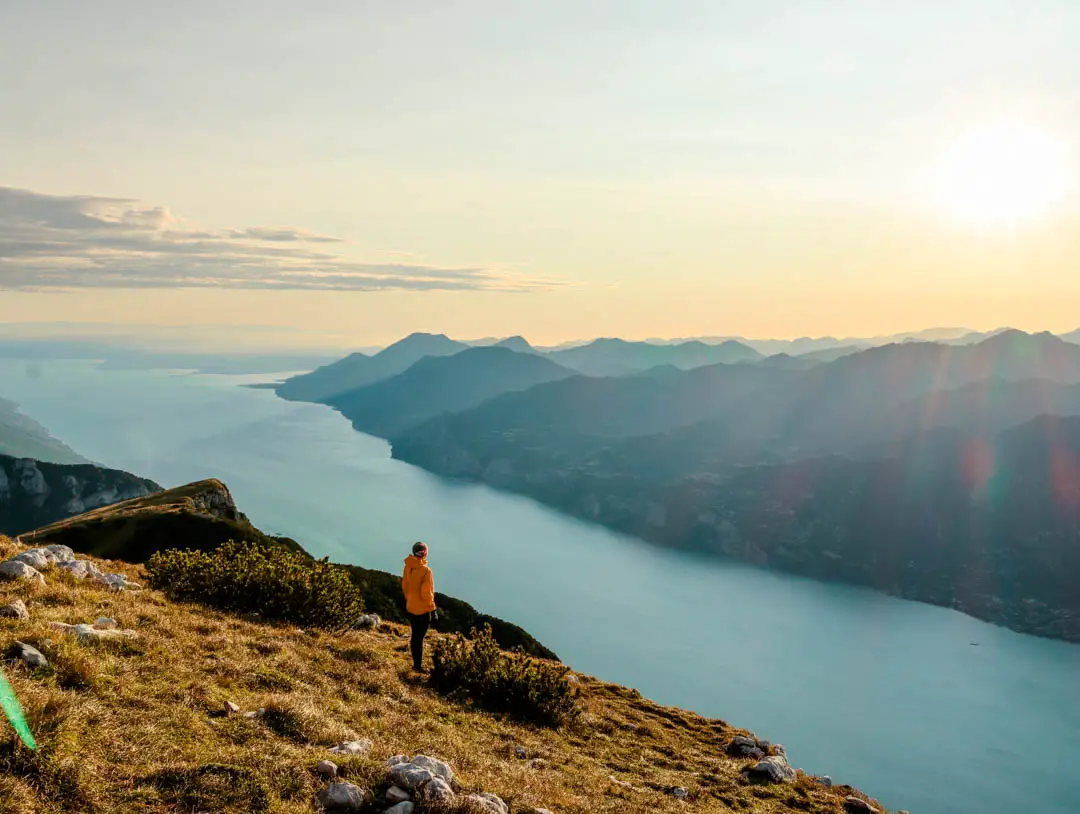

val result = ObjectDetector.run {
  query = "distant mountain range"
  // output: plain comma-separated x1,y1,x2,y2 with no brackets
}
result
382,330,1080,643
326,346,576,438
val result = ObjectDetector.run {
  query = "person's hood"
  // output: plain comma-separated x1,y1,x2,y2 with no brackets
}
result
403,554,428,573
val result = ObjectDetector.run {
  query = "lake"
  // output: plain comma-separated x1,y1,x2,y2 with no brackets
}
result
2,358,1078,814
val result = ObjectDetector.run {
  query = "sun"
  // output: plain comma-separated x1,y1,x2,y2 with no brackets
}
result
931,121,1069,229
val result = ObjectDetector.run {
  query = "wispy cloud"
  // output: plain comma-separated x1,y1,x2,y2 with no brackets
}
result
0,186,557,292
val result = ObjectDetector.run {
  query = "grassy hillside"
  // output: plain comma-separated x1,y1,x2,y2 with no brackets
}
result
22,480,555,659
0,534,887,814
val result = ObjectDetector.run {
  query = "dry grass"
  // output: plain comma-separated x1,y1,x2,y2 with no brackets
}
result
0,534,888,813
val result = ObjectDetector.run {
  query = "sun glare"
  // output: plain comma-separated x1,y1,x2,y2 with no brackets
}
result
931,121,1069,230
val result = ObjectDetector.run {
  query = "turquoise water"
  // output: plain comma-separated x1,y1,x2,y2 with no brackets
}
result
2,358,1078,814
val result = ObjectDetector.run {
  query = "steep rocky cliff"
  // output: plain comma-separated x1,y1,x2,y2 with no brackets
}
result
0,454,159,537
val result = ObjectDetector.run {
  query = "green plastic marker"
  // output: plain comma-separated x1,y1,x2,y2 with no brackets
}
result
0,667,36,749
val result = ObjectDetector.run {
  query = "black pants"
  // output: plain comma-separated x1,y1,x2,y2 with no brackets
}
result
408,612,431,670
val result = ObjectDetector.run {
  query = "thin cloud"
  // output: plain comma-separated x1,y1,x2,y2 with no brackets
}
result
0,186,559,293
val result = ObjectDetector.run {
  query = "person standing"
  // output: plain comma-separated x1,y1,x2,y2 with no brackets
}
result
401,541,437,672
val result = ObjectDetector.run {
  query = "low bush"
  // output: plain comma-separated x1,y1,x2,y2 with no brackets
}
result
430,626,578,728
145,541,363,630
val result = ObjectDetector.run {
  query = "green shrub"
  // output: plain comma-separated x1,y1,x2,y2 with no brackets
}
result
145,541,363,630
430,626,578,728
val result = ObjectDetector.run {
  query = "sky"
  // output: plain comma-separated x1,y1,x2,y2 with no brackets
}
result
2,0,1079,348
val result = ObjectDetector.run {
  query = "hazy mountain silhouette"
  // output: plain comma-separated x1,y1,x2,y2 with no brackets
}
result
326,347,576,438
548,337,762,376
276,332,467,402
492,335,537,354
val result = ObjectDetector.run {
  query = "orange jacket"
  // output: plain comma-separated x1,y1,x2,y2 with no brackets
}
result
402,555,436,615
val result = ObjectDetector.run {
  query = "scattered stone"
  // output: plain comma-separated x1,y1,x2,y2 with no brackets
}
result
389,764,434,792
93,617,118,630
9,549,50,570
819,775,833,787
528,758,547,769
354,613,381,629
385,786,411,804
386,755,409,768
48,621,138,642
224,700,241,716
466,792,508,814
94,572,142,592
4,641,48,669
745,755,797,785
243,708,266,719
668,787,689,799
771,743,786,756
514,744,528,759
728,735,763,757
57,560,101,580
566,674,581,685
44,544,76,563
843,797,877,813
0,560,45,585
315,781,366,811
608,775,634,790
421,776,454,803
409,754,454,785
316,760,339,778
385,803,414,814
0,599,30,620
329,738,373,756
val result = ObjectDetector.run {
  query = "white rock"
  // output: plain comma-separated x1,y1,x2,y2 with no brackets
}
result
421,776,454,803
388,764,433,792
466,791,508,814
0,560,45,585
385,786,410,804
44,544,76,563
93,617,118,630
514,745,528,759
669,786,689,799
224,700,241,716
0,599,30,620
57,560,101,580
329,738,373,755
10,549,51,570
4,641,48,669
315,781,366,811
409,754,454,785
316,759,339,778
385,803,414,814
354,613,381,629
94,572,141,591
48,621,138,642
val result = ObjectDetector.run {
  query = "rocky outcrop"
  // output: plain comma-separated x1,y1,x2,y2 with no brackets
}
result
0,453,159,536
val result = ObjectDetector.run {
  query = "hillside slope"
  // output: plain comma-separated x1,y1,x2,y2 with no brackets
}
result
0,536,886,814
23,480,554,659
